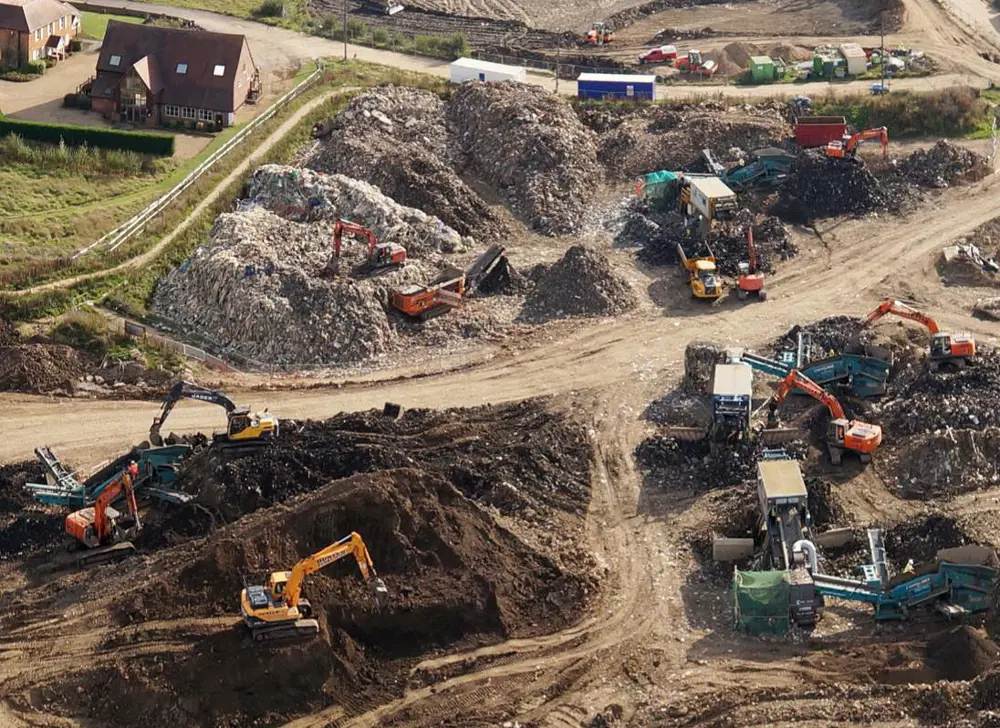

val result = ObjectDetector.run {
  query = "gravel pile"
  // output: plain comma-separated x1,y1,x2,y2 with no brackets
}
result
899,140,990,189
152,207,437,367
776,150,890,221
448,83,600,235
521,246,637,321
245,165,469,256
302,87,508,243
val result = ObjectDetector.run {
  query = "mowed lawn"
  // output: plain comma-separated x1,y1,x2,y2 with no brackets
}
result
80,12,142,40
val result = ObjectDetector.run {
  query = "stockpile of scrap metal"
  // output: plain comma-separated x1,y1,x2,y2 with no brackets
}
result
26,445,192,508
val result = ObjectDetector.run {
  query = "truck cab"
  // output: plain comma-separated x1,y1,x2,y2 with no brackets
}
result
692,260,721,298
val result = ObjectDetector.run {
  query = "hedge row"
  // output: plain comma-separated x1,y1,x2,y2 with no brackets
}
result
0,117,174,155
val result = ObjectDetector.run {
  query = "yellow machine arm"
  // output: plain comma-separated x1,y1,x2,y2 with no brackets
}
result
284,532,381,608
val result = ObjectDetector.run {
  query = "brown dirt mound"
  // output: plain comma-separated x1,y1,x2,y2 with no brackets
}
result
521,245,637,322
879,428,1000,498
93,469,592,727
885,515,970,569
0,317,20,346
0,344,89,393
928,627,999,681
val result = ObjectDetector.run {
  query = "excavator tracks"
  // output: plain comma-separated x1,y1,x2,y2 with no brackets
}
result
249,619,320,643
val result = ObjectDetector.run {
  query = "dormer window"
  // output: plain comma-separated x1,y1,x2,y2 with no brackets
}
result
213,64,225,76
176,63,188,74
109,54,121,66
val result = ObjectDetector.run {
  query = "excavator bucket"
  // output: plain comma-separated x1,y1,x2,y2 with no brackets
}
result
149,422,165,447
664,426,706,442
757,427,802,446
382,402,403,420
371,577,389,610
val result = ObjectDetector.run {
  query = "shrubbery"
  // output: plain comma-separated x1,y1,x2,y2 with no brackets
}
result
0,117,174,155
813,86,989,137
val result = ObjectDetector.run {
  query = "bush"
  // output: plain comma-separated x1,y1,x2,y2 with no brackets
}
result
372,27,389,45
0,133,148,175
0,118,174,155
254,0,284,17
68,38,82,52
76,94,91,110
20,60,45,75
64,93,78,108
814,86,989,137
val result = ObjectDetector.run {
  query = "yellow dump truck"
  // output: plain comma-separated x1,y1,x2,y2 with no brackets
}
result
677,242,722,300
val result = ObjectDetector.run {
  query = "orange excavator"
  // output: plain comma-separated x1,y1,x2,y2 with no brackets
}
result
767,370,882,465
240,531,389,643
64,462,142,567
862,299,976,370
736,226,766,301
326,218,407,276
824,127,888,161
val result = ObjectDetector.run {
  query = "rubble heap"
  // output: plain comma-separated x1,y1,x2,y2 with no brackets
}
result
777,150,889,221
521,246,637,321
244,165,469,256
448,82,600,235
153,208,421,367
926,627,999,682
0,317,19,346
684,341,729,393
0,344,90,393
899,141,990,189
592,101,792,180
301,87,508,242
635,437,762,490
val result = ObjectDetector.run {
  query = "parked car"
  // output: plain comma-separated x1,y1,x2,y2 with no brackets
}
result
639,45,678,65
870,82,890,95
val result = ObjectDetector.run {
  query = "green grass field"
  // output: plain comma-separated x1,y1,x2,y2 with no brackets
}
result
80,12,142,40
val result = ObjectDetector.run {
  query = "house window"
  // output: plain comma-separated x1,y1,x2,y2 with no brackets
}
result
32,48,41,60
181,107,196,119
176,63,188,74
198,108,214,121
59,16,65,30
109,54,121,66
163,105,180,117
34,28,41,41
213,64,225,76
47,22,53,35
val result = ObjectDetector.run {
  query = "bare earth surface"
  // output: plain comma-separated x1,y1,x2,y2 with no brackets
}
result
6,0,1000,726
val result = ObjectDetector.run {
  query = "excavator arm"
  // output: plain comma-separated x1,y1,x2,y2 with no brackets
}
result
846,127,888,158
333,218,378,261
284,532,387,608
771,370,847,421
150,381,238,445
863,299,940,333
91,462,140,544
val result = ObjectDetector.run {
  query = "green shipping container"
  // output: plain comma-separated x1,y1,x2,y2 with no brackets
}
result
749,55,775,83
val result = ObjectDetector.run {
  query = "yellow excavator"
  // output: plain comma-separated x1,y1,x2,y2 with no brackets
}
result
149,381,278,449
239,532,389,643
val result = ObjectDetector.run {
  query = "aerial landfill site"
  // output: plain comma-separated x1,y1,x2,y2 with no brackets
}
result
10,26,1000,727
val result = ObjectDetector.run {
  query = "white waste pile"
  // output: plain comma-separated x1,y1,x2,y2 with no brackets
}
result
152,207,436,367
244,165,470,256
301,87,508,243
448,83,601,236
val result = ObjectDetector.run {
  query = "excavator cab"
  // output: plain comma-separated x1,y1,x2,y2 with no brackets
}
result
268,570,293,601
226,407,278,441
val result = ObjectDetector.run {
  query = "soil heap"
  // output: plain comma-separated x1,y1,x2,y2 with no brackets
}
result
0,317,19,346
776,150,889,221
0,460,62,560
899,140,990,189
0,343,90,394
927,626,999,681
448,82,600,235
302,86,508,242
521,246,637,321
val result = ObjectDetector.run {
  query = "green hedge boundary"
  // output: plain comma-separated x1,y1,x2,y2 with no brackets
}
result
0,117,175,155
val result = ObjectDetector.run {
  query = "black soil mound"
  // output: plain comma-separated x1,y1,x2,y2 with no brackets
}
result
927,627,999,681
521,245,637,322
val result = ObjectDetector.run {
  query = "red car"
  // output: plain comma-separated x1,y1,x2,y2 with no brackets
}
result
638,45,678,65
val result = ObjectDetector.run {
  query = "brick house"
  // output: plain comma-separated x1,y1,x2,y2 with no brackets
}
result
90,21,260,129
0,0,79,69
